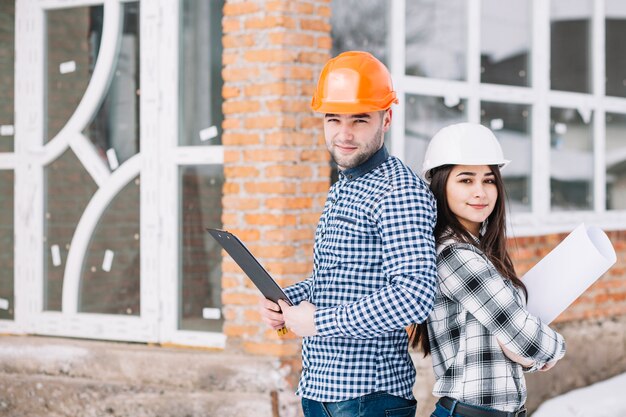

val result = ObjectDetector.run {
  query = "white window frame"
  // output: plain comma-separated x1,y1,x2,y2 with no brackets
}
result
390,0,626,237
6,0,226,349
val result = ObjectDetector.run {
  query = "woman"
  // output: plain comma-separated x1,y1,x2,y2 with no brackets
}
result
413,123,566,417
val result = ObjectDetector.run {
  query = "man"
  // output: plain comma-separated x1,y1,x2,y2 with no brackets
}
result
260,51,437,417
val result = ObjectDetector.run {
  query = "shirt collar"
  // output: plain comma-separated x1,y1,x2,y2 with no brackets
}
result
339,146,389,181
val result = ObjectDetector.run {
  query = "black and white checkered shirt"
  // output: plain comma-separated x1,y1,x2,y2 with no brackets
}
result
427,240,566,412
284,146,437,402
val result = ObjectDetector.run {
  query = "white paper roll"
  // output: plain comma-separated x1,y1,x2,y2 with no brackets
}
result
523,223,617,323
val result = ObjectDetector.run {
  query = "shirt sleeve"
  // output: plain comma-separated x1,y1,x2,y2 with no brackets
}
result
283,277,313,306
314,184,438,339
438,245,566,365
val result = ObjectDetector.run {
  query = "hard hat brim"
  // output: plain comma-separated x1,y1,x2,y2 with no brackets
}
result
311,96,398,114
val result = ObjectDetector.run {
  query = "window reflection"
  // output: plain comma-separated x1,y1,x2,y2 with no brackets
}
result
481,0,531,87
606,0,626,98
550,107,593,210
80,177,140,315
179,0,224,146
606,113,626,210
179,165,224,332
0,170,13,320
481,102,532,212
404,94,467,176
406,0,467,80
44,150,97,311
84,3,140,167
331,0,389,63
0,1,14,153
550,0,593,93
46,5,104,142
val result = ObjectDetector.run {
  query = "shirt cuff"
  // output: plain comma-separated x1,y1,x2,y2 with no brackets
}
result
283,285,303,305
314,306,344,338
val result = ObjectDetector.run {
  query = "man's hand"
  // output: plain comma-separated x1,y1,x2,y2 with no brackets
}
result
278,300,318,337
259,298,285,330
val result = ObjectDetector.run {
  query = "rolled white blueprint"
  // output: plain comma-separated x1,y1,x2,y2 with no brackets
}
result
522,223,617,323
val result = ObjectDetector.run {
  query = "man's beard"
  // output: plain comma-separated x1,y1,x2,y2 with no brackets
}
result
331,124,384,170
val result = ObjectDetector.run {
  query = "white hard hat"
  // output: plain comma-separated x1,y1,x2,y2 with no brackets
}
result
421,122,510,183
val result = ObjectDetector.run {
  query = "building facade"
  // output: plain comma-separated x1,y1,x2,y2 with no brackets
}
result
1,0,625,414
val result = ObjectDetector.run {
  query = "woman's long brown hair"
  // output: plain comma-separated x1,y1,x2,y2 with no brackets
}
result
410,164,528,355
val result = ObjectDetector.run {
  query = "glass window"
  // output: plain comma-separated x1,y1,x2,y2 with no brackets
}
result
550,0,593,93
481,102,532,212
406,0,467,80
84,3,140,167
606,0,626,98
331,0,389,63
404,94,467,175
179,165,224,332
0,1,15,153
46,5,104,142
44,150,97,311
0,170,13,320
550,107,593,210
481,0,531,87
80,177,140,314
179,0,224,146
606,113,626,210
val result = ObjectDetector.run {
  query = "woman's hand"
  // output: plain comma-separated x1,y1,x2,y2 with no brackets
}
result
539,361,557,372
497,339,535,367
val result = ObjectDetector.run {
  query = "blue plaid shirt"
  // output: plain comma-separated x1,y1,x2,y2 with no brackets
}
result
284,147,438,402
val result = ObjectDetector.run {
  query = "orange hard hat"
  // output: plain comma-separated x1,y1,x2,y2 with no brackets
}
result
311,51,398,114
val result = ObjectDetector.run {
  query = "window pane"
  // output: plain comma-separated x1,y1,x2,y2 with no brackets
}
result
179,165,224,332
80,177,140,314
606,0,626,98
481,102,532,212
0,1,14,152
481,0,531,87
404,94,467,176
550,107,593,210
83,3,140,166
606,113,626,210
179,0,224,146
550,0,593,93
406,0,467,80
46,6,104,142
0,170,14,320
44,150,97,311
331,0,389,63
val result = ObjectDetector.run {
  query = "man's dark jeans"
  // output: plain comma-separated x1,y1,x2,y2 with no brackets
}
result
302,392,417,417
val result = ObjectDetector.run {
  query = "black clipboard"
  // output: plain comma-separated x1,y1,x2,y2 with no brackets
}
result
207,228,292,306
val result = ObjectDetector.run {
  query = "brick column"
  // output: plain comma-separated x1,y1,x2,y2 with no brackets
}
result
220,0,331,369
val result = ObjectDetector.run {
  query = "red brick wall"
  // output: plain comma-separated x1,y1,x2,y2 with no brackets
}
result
220,0,331,365
510,230,626,322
